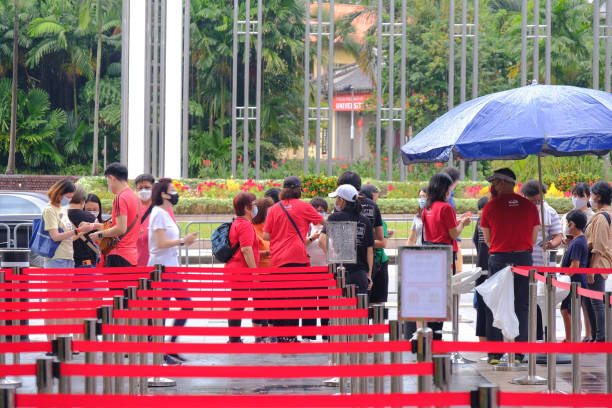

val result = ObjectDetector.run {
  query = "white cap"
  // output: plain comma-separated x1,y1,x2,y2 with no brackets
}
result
329,184,358,202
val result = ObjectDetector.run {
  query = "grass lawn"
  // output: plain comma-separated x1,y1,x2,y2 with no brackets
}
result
179,220,476,240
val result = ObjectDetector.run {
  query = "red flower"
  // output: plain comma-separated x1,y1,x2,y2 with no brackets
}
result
388,184,394,191
272,163,277,168
341,164,347,169
238,157,242,162
435,163,443,168
383,157,388,161
281,159,286,164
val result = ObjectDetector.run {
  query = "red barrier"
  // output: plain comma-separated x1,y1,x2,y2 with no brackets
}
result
16,392,471,408
0,300,113,311
128,298,356,309
59,362,433,378
137,288,341,299
102,324,388,337
112,308,368,320
0,324,84,336
0,364,36,376
73,340,412,355
0,290,123,299
0,309,97,321
6,273,150,282
150,280,337,290
21,266,153,275
165,266,329,274
0,342,51,354
432,340,612,354
514,265,612,275
499,392,612,407
161,272,334,281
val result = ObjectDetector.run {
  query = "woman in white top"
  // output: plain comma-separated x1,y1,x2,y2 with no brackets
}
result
147,178,197,364
408,188,427,246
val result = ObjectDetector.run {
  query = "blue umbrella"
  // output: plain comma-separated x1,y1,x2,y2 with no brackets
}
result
400,84,612,164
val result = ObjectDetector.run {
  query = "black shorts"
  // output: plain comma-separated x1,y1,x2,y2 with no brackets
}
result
369,261,389,303
105,254,134,267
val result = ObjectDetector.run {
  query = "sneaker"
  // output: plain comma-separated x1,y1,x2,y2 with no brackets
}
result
255,337,265,343
227,338,243,344
267,337,278,343
487,356,500,365
166,353,187,362
163,354,182,365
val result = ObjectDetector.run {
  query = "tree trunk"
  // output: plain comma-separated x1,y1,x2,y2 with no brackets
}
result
5,0,18,175
92,0,102,176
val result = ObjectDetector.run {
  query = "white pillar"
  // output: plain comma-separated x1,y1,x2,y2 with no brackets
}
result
127,0,146,178
164,0,183,179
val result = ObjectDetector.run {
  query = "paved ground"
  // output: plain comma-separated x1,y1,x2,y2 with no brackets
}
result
4,264,610,396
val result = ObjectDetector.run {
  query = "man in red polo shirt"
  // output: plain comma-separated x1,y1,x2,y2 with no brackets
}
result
480,168,540,364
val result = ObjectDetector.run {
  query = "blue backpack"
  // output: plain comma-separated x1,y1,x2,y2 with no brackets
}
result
211,221,240,263
29,217,62,258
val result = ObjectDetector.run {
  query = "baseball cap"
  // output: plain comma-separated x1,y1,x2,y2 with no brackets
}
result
283,176,302,189
486,168,517,184
359,184,379,200
329,184,359,202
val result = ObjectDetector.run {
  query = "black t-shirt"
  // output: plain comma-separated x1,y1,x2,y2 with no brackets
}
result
358,195,383,230
68,209,98,265
323,210,374,273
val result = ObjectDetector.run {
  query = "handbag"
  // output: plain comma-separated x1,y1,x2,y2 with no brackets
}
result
99,191,140,256
29,217,62,259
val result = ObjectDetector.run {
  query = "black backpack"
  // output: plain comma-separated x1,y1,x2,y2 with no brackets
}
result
211,221,240,263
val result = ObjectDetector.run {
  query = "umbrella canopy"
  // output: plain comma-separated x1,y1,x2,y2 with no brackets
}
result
400,84,612,164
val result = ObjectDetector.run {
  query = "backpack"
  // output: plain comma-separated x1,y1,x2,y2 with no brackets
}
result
211,221,240,263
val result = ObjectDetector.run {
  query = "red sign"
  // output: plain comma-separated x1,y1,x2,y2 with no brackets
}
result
333,93,372,111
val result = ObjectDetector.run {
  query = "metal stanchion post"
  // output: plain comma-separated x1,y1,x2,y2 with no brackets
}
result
570,282,581,393
0,272,21,388
98,305,113,394
324,266,345,388
357,293,368,394
83,318,97,394
148,265,176,388
476,384,499,408
346,284,358,395
543,275,560,393
450,293,474,364
433,354,451,392
11,267,21,366
390,320,405,393
372,304,385,394
604,291,611,394
124,286,139,395
0,385,16,408
57,335,73,394
137,278,149,393
35,357,53,394
113,295,125,394
512,269,546,385
416,327,432,393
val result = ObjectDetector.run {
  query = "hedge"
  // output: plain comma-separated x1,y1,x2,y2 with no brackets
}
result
100,196,574,215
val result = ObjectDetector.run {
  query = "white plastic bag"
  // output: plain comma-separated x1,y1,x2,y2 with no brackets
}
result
537,274,570,324
475,266,519,340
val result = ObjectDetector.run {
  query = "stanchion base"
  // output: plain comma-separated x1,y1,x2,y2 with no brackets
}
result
147,377,176,387
450,352,475,365
323,377,340,387
493,363,527,372
511,375,547,385
0,378,21,388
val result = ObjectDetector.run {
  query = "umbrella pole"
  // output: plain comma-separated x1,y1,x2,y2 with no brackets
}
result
537,154,547,249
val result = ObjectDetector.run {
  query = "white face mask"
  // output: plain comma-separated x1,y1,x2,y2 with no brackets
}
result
590,196,598,208
88,211,99,219
318,211,326,218
572,197,587,210
138,189,152,201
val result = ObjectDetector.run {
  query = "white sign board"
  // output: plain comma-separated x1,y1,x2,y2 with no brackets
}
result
398,245,452,321
326,221,358,264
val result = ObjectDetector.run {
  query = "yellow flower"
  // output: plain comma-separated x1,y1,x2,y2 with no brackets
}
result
547,183,564,198
478,186,490,196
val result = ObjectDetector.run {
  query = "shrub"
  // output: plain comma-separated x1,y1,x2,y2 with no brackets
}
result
301,174,338,198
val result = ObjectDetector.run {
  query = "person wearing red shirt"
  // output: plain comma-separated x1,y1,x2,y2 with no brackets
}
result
421,173,471,340
226,192,260,343
94,163,141,267
263,176,324,342
480,168,540,364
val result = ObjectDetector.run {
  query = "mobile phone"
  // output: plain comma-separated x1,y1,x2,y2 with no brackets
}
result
565,234,574,240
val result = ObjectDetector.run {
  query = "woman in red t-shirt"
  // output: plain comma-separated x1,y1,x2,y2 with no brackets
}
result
421,172,471,339
226,192,259,343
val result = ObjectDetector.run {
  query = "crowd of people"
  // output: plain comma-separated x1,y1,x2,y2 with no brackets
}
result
37,162,612,365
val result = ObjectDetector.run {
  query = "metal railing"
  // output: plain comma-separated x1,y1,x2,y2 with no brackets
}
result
0,223,10,248
12,223,33,249
181,221,230,267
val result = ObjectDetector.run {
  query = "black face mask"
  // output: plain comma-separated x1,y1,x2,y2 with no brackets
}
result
165,193,179,206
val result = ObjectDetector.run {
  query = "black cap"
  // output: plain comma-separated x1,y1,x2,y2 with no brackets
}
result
359,184,379,200
283,176,302,189
486,168,517,184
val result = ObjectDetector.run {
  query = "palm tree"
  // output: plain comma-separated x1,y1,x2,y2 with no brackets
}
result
5,0,18,174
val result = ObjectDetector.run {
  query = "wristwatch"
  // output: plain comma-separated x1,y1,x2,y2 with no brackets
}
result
179,238,185,246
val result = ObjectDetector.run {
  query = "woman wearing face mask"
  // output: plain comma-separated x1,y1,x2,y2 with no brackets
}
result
85,194,105,223
68,186,103,268
226,192,259,343
584,181,612,342
320,184,374,295
306,197,329,267
421,173,470,340
147,178,198,364
408,188,427,246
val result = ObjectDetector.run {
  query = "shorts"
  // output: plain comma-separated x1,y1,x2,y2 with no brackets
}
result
369,261,389,303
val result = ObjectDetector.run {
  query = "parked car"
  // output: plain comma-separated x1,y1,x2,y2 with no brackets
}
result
0,191,48,266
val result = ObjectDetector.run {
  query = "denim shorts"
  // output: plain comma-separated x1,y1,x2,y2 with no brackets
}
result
43,258,75,269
